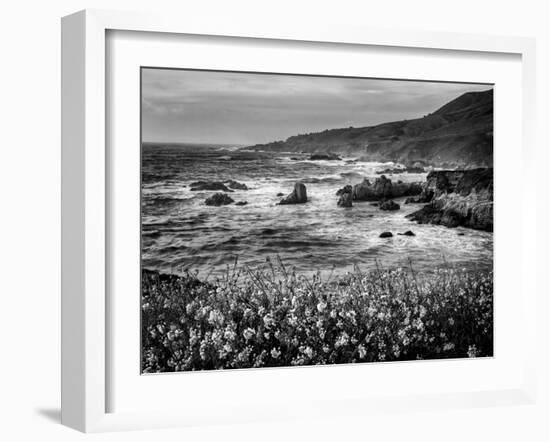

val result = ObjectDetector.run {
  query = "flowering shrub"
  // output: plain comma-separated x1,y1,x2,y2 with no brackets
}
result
141,259,493,373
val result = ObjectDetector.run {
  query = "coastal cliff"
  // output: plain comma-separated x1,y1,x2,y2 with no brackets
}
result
245,89,493,168
406,168,493,231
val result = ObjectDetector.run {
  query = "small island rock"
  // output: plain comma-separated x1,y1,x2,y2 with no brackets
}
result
310,153,342,161
397,230,416,236
225,180,248,190
190,181,233,192
379,200,400,211
279,182,308,205
205,193,234,206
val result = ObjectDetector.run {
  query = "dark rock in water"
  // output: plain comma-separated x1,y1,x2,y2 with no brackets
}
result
276,192,284,197
279,182,308,205
235,201,248,206
290,157,301,161
191,181,233,192
391,181,423,199
336,184,353,196
261,228,277,235
225,180,248,190
337,185,353,207
379,232,393,238
370,202,379,207
310,153,342,161
398,230,416,236
408,204,466,229
406,168,493,231
372,175,392,199
205,193,234,206
353,175,422,201
457,232,465,236
379,200,400,211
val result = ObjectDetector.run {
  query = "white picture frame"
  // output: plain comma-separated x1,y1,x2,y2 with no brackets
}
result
61,9,537,433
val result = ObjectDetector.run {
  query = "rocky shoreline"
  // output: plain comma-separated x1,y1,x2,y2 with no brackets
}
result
406,168,493,232
332,168,492,232
195,167,493,232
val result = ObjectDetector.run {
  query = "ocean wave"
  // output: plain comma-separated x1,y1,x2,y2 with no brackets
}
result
263,238,337,249
213,145,243,152
339,171,366,180
142,216,209,228
158,244,189,254
190,236,242,252
301,174,343,184
142,229,161,238
144,196,192,205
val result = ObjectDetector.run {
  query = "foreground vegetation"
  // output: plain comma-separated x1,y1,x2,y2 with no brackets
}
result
141,259,493,373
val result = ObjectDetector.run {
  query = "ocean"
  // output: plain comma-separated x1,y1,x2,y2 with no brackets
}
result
141,143,493,277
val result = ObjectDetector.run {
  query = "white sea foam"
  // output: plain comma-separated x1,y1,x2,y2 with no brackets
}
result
141,144,493,276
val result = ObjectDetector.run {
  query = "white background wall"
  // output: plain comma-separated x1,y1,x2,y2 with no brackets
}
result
0,1,547,440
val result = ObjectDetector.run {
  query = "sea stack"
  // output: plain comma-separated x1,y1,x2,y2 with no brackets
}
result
279,182,308,205
337,185,353,207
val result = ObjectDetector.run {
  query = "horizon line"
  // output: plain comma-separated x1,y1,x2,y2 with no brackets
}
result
142,140,250,146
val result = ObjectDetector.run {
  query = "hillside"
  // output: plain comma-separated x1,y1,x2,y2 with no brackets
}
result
245,89,493,168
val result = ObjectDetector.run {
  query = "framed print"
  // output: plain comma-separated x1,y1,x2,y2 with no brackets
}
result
139,68,494,374
61,9,537,432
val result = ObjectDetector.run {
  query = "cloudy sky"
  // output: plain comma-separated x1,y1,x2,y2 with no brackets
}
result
142,68,491,145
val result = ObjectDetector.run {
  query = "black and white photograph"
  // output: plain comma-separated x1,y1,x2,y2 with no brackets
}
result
140,68,494,373
2,0,547,438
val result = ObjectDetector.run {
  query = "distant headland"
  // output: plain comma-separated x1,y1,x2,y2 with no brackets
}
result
243,89,493,169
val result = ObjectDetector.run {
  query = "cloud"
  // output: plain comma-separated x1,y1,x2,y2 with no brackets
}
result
142,68,492,145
